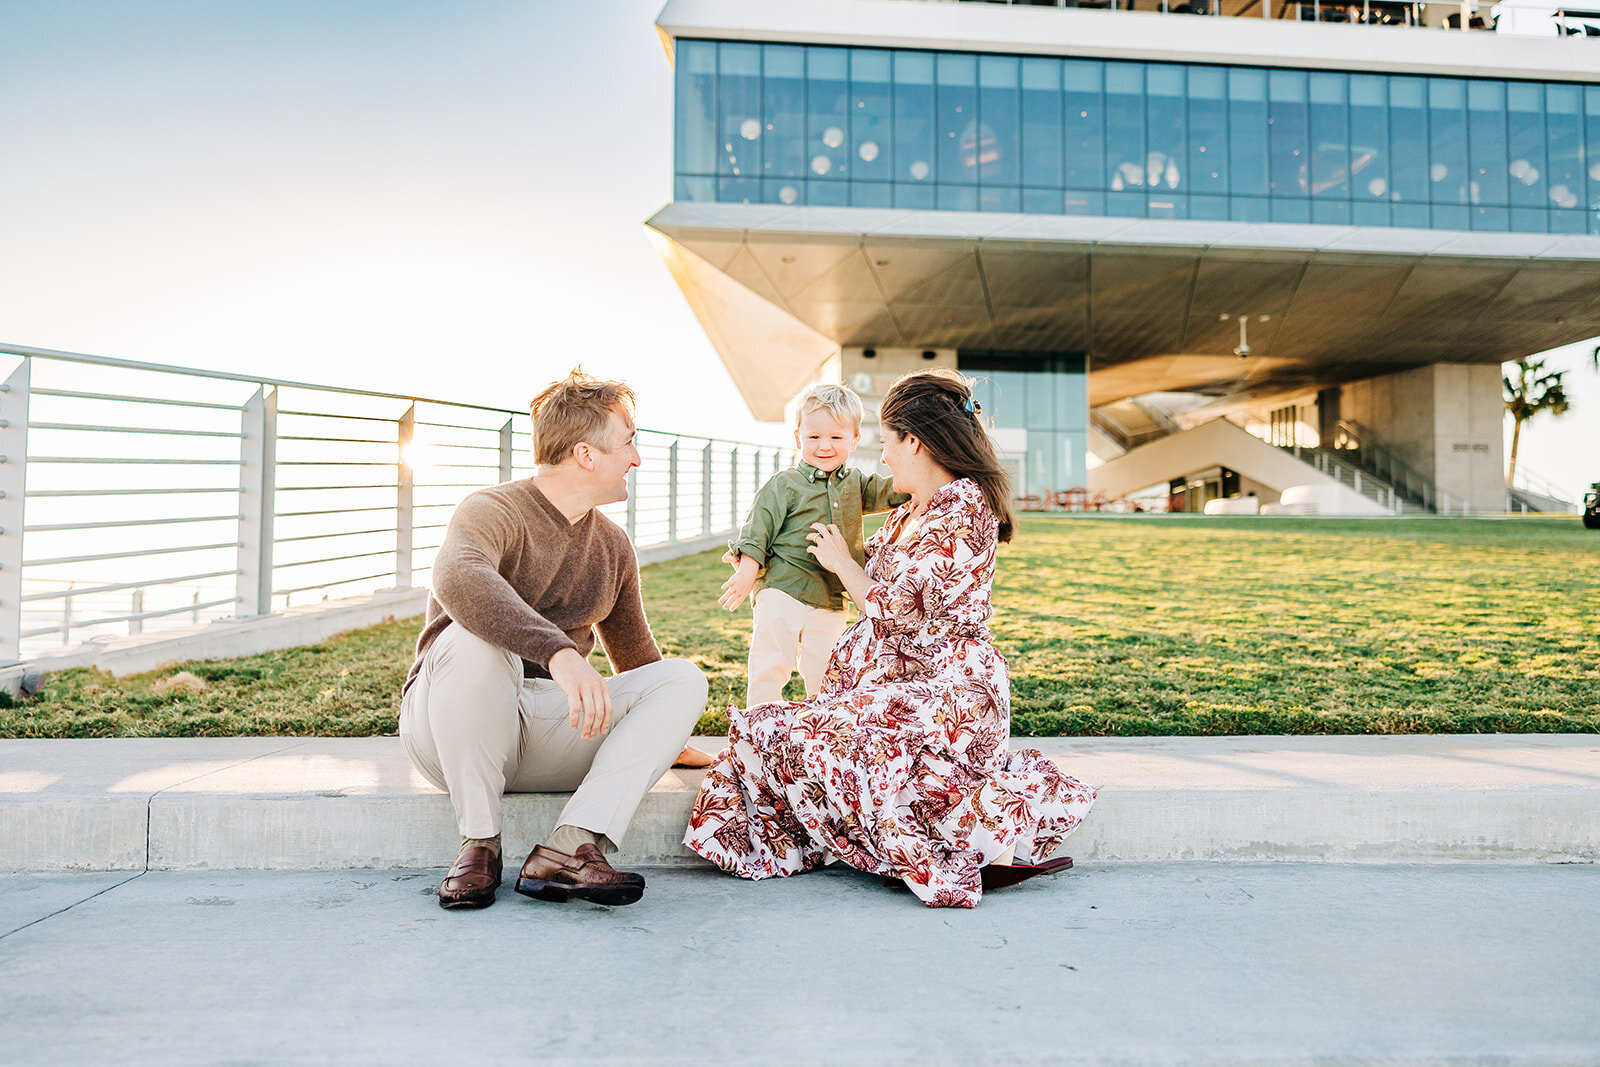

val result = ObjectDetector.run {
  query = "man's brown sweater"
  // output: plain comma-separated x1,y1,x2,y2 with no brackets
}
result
404,480,661,695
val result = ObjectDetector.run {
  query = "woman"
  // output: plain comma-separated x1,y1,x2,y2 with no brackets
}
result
685,369,1095,908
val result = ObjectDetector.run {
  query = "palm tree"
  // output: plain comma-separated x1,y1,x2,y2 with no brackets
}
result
1503,357,1569,485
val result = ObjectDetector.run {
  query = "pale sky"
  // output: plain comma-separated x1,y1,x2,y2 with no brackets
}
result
1,0,1595,499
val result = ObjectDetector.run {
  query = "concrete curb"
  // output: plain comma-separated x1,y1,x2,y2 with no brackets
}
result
2,734,1596,872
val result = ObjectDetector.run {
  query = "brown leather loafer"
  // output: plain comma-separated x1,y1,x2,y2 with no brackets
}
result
515,843,646,907
438,845,503,910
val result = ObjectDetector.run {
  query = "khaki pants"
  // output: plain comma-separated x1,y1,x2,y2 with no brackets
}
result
746,586,850,707
399,625,707,852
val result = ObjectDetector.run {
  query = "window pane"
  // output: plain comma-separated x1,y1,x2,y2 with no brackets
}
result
1021,58,1063,189
1268,70,1308,202
807,47,850,183
1389,77,1429,208
1063,60,1105,191
763,46,806,179
1189,66,1228,195
937,53,978,186
851,49,893,183
978,55,1021,201
675,40,719,177
1349,74,1389,211
718,43,761,179
894,52,936,186
1546,84,1582,212
1229,68,1269,198
1507,82,1547,209
762,177,804,206
1428,79,1468,208
1309,73,1350,200
1147,65,1187,194
1467,80,1508,208
1586,87,1600,214
1105,63,1146,196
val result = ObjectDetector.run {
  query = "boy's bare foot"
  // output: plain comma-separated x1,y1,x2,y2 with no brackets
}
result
672,745,715,769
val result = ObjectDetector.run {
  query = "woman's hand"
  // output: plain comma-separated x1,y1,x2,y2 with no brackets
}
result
806,522,873,622
805,522,853,574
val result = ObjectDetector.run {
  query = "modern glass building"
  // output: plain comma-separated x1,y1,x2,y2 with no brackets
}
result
650,0,1600,511
675,41,1600,234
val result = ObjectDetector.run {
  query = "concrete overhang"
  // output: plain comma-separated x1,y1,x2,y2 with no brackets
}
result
647,201,1600,414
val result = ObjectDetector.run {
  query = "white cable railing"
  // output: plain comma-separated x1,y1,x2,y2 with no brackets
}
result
0,344,791,664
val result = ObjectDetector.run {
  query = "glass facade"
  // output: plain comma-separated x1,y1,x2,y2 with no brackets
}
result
962,352,1088,495
675,38,1600,234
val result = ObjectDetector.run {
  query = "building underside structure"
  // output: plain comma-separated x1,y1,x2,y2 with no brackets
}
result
650,0,1600,513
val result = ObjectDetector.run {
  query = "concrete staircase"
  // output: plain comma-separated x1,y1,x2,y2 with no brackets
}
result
1089,418,1390,514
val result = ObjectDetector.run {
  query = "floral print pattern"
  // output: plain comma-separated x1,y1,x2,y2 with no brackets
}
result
685,478,1096,908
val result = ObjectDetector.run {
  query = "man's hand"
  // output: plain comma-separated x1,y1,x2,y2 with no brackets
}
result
718,555,761,611
548,647,613,741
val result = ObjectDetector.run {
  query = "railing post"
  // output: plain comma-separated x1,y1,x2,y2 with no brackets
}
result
396,404,415,590
702,441,713,536
130,589,144,635
625,468,637,539
236,386,277,617
729,447,740,530
498,418,514,483
61,586,72,645
0,359,29,661
667,440,680,544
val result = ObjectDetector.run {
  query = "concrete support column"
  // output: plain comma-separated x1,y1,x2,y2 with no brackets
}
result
1336,363,1504,513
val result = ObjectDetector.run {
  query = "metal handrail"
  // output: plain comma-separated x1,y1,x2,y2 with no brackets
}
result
0,342,520,414
0,341,794,659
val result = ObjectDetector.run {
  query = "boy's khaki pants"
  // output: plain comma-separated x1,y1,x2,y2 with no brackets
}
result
746,586,850,707
400,624,707,851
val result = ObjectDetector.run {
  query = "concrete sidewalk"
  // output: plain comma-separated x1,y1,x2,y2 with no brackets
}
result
2,734,1597,871
2,863,1597,1065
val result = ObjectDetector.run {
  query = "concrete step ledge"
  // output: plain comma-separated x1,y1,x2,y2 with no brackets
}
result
2,734,1596,872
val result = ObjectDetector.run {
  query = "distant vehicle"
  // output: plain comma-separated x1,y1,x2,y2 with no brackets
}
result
1585,482,1600,530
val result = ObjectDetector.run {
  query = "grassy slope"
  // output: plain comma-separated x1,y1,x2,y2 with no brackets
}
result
3,515,1595,738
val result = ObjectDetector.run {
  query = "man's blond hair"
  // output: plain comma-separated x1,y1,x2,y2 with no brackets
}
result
528,369,636,466
795,383,864,429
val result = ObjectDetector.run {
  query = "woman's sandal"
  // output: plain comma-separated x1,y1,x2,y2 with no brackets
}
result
980,855,1073,890
881,856,1074,892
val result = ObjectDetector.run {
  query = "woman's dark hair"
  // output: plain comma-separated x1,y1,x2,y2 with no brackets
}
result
878,368,1017,543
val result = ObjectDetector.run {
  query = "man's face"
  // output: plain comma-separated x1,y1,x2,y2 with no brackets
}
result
795,408,859,474
588,407,640,504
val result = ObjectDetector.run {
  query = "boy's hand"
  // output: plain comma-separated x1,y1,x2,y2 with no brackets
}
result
718,556,761,611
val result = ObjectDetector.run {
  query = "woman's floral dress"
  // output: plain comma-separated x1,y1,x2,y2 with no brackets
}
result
684,478,1096,908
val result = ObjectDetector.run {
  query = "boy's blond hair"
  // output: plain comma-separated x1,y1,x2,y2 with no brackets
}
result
795,383,864,429
528,368,636,466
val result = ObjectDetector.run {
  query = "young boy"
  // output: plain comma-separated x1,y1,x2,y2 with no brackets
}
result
717,383,907,707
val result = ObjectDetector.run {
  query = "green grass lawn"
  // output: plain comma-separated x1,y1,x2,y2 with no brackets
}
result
3,515,1596,738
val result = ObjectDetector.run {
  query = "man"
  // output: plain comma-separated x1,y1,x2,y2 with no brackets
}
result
400,369,707,909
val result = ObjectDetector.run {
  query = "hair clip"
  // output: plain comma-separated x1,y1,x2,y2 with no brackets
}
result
962,397,981,416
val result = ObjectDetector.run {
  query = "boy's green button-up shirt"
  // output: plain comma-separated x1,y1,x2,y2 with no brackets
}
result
730,460,909,612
